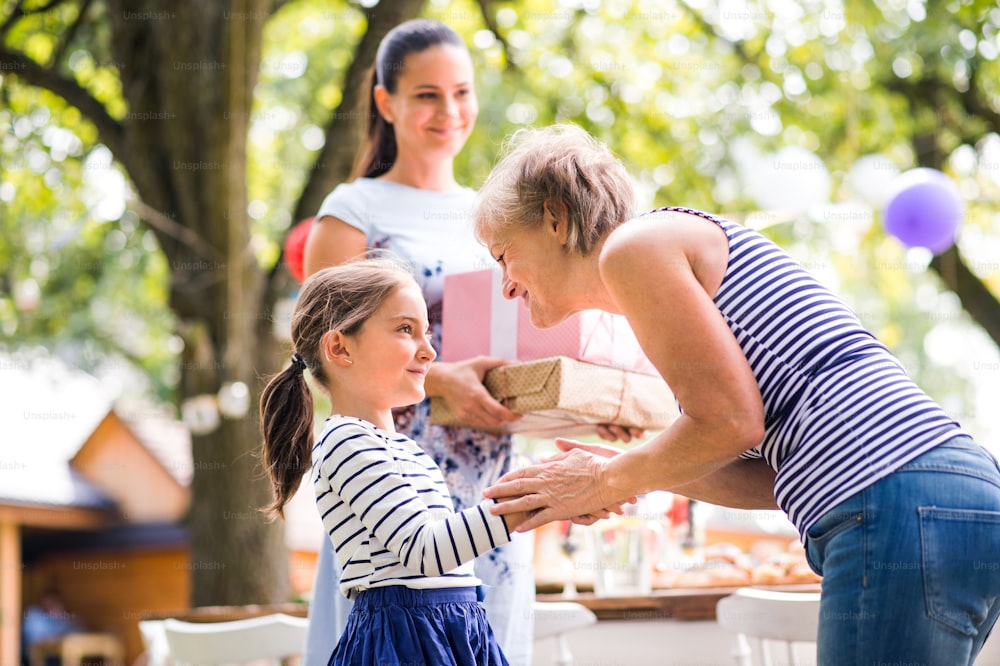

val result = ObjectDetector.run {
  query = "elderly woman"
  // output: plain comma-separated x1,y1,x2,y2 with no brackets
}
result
477,124,1000,665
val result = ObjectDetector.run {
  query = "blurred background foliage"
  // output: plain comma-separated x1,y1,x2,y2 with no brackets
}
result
3,0,1000,446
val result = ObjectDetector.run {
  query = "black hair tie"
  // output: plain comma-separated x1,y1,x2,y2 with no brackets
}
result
290,353,307,372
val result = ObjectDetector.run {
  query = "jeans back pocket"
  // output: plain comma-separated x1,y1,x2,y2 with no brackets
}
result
919,507,1000,636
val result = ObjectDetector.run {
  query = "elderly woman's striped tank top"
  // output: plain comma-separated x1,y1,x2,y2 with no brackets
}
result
653,206,963,537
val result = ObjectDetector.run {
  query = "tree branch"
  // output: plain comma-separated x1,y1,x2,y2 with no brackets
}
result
128,198,223,262
474,0,514,71
899,97,1000,350
959,64,1000,135
930,247,1000,347
0,0,71,38
677,1,760,64
50,0,96,68
290,0,426,223
0,47,125,157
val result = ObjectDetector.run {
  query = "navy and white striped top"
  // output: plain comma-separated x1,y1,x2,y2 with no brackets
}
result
657,207,964,538
312,416,512,599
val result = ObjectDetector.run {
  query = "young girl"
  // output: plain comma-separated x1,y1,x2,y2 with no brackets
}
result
259,259,526,666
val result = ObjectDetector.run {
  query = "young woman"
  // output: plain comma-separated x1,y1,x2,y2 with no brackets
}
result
260,260,535,665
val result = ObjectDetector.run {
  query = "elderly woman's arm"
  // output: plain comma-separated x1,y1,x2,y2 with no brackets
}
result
487,441,776,530
486,211,769,530
670,457,778,509
546,439,777,509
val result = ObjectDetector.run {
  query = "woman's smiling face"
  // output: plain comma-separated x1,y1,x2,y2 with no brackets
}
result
487,216,578,329
377,44,478,162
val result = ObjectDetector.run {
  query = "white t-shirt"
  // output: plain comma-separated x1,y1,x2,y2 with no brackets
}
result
315,178,493,307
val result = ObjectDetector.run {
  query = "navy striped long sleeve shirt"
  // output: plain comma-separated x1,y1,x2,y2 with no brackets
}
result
312,416,512,599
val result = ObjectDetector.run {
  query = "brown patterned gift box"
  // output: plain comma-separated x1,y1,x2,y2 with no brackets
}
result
429,356,679,438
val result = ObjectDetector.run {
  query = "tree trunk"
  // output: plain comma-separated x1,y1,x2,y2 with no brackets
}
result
913,129,1000,351
292,0,427,221
103,0,429,606
106,0,287,605
6,0,430,606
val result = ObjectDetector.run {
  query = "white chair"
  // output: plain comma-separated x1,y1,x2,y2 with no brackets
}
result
532,601,598,666
162,613,309,666
138,620,172,666
715,588,821,666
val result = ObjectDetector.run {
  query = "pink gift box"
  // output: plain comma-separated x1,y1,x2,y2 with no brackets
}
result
440,269,659,375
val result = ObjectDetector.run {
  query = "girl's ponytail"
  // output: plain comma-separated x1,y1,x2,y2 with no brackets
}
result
259,362,314,517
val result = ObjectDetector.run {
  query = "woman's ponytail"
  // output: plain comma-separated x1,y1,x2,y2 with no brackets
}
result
351,65,397,179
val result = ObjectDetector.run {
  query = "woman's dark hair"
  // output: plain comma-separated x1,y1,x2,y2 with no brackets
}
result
351,19,467,179
259,258,416,517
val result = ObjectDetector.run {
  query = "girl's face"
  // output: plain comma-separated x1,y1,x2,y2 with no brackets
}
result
345,283,436,415
377,44,478,161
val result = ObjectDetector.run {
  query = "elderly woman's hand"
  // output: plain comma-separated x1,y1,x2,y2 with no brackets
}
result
551,439,636,524
425,356,521,430
484,438,636,531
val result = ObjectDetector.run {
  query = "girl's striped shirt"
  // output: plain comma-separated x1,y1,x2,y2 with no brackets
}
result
312,416,511,599
657,207,964,538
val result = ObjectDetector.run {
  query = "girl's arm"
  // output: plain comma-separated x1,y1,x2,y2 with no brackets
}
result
317,421,521,576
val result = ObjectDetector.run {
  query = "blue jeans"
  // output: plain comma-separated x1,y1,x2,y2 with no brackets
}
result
805,436,1000,665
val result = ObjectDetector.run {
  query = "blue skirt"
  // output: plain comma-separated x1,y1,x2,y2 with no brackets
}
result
328,586,510,666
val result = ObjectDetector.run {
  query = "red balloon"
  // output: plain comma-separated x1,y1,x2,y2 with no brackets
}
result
284,217,313,283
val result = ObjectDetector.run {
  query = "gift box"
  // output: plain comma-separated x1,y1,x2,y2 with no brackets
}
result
429,356,678,438
440,269,658,375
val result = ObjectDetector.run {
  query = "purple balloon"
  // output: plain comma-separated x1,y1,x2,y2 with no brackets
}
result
881,168,964,254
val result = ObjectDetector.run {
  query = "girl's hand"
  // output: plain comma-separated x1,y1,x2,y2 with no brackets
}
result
492,496,535,533
552,438,627,460
425,356,521,429
595,424,645,443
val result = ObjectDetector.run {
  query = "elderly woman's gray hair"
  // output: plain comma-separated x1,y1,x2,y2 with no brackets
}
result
473,124,637,255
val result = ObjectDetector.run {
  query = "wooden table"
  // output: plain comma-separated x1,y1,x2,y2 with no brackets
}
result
144,588,823,624
142,586,820,626
535,584,822,621
142,602,309,623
